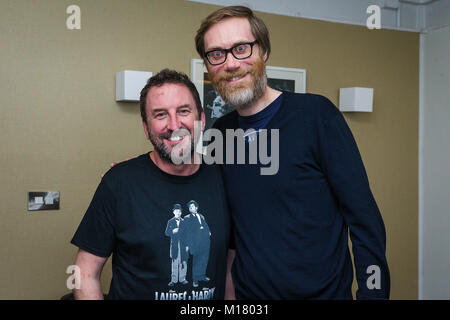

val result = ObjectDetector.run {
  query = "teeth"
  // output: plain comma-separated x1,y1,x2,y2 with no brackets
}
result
169,136,183,141
228,74,245,81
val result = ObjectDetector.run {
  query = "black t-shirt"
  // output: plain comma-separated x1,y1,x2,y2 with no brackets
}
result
71,153,230,300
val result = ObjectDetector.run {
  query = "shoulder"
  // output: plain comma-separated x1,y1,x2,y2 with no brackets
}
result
281,91,341,124
212,110,239,132
283,91,340,116
101,154,148,186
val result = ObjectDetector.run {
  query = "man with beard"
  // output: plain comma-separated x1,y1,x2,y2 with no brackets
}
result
195,6,390,299
70,69,230,300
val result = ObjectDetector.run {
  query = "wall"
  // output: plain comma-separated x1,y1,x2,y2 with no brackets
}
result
0,0,418,299
420,25,450,300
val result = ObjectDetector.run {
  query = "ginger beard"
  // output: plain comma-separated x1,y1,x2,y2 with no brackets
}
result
209,55,267,110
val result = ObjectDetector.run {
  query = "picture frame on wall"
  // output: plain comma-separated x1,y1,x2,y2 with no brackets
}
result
190,59,306,129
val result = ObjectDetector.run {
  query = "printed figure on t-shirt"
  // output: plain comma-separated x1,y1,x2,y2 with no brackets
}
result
165,203,188,286
183,200,211,288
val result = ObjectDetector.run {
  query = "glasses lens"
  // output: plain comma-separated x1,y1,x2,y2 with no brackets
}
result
207,50,226,65
205,42,255,65
232,44,251,59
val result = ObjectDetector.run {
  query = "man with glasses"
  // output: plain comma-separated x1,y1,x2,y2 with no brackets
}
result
195,6,390,300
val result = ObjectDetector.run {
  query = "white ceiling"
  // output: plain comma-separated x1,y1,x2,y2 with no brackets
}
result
187,0,450,32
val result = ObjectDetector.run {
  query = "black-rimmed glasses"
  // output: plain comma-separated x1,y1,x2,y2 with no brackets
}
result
204,41,258,66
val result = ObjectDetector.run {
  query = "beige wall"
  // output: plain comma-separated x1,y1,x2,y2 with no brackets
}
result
0,0,418,299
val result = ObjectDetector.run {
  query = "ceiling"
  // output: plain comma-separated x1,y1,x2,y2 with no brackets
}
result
187,0,450,32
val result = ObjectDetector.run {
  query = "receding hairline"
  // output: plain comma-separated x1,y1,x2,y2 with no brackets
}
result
145,86,200,110
143,83,203,121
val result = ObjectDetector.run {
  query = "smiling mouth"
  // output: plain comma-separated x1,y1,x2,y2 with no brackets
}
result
231,76,244,81
226,73,248,83
168,136,184,142
166,129,191,144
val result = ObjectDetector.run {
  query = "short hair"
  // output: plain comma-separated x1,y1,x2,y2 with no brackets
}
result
187,200,198,210
139,69,203,125
173,203,182,212
195,6,271,62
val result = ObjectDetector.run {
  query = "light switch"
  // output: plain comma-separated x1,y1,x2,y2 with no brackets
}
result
28,191,60,211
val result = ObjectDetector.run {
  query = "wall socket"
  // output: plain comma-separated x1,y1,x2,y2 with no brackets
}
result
28,191,60,211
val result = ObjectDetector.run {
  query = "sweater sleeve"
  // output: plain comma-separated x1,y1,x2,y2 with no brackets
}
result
316,101,390,299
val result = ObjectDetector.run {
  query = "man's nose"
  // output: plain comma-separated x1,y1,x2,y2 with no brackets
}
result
223,52,241,71
167,115,181,131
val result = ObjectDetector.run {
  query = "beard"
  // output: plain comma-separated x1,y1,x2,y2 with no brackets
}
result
148,127,196,165
209,56,267,110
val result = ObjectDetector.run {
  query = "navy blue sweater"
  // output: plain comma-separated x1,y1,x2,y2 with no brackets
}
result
213,91,390,299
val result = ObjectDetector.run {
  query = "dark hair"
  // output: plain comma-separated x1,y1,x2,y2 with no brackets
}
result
173,203,182,212
195,6,271,62
140,69,203,125
187,200,199,210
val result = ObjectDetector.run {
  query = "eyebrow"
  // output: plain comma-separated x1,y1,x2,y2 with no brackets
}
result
205,40,253,52
151,104,192,114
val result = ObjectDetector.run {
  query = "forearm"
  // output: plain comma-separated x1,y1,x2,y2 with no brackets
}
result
72,249,108,300
351,227,390,299
73,276,104,300
224,249,236,300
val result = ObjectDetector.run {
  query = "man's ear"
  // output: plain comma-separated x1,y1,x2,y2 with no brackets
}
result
201,111,206,132
262,50,268,62
142,120,150,140
204,58,212,72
